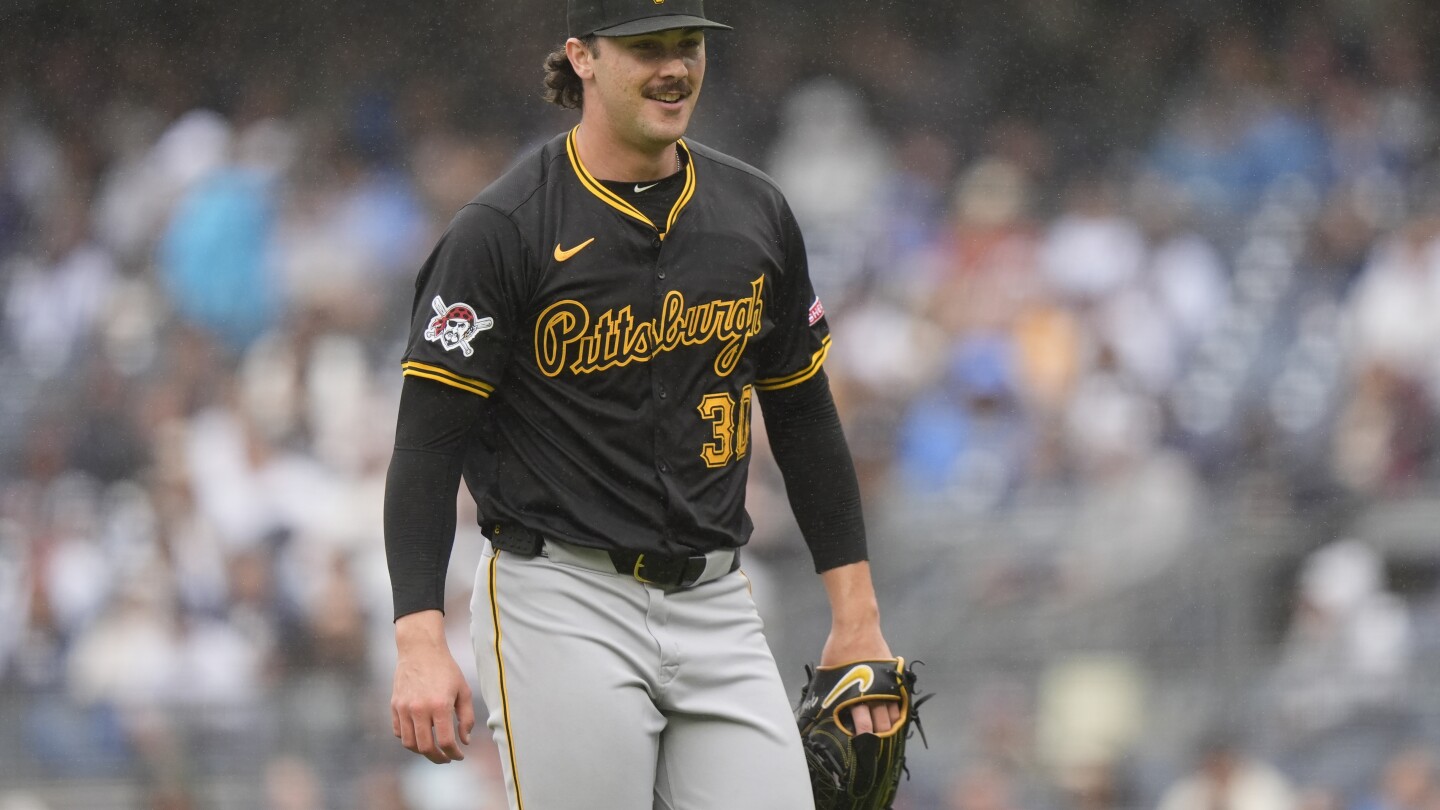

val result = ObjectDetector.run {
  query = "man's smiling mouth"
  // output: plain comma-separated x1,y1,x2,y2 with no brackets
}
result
646,85,691,106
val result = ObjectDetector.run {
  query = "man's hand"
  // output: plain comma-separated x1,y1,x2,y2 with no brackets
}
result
820,625,902,735
819,562,902,735
391,610,476,764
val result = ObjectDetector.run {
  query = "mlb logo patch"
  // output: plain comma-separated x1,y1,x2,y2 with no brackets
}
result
807,296,825,326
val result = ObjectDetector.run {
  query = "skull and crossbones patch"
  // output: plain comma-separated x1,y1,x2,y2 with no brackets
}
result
423,296,493,357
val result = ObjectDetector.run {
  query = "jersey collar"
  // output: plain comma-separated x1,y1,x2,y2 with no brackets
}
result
565,127,696,240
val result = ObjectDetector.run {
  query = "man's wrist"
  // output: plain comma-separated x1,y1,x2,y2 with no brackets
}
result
395,609,448,649
820,560,886,642
829,601,881,632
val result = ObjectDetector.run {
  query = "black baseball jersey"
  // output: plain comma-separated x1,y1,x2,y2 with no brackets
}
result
401,128,829,557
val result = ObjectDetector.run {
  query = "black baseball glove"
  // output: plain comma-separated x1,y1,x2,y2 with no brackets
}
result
794,658,927,810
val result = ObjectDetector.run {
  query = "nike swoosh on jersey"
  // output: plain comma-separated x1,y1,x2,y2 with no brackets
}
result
553,237,596,262
634,182,660,193
820,664,876,709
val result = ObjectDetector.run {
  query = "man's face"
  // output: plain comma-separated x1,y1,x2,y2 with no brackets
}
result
578,28,706,152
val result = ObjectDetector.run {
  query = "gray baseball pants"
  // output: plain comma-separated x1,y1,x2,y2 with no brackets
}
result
470,538,815,810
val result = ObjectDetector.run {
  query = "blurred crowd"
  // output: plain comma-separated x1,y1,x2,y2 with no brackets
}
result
2,0,1440,808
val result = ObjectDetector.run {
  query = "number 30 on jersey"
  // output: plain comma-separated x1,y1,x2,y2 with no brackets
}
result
697,385,754,468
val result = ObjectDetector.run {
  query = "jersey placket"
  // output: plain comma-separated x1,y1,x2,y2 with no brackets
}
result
648,229,681,548
566,127,698,551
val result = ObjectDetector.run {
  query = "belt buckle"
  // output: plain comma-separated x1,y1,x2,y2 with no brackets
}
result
630,551,714,587
632,553,661,585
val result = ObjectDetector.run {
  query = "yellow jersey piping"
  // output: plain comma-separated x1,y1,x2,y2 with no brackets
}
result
754,336,832,391
401,361,494,398
666,140,697,235
565,127,695,240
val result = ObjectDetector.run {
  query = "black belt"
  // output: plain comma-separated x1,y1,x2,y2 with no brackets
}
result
486,522,740,589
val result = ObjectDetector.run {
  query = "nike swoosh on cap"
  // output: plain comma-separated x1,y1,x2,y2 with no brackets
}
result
554,237,596,262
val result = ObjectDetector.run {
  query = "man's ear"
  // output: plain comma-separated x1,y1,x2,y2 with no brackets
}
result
566,37,596,80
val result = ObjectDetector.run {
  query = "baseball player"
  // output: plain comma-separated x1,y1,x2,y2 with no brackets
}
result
383,1,898,807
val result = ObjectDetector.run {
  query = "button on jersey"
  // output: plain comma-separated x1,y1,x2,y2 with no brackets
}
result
402,129,829,557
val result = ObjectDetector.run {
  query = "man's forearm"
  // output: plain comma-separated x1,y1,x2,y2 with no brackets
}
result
759,371,868,572
385,448,465,620
384,376,488,621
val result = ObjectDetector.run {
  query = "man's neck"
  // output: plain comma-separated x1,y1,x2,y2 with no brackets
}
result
574,120,679,182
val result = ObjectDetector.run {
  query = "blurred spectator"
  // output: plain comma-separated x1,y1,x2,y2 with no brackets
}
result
1155,730,1297,810
157,112,281,352
1352,746,1439,810
930,156,1044,338
303,551,370,675
947,762,1026,810
1040,176,1146,306
824,297,947,491
895,335,1031,512
1149,26,1330,223
1129,174,1231,364
276,129,428,330
170,613,266,730
1273,540,1412,728
1054,760,1135,810
265,754,326,810
868,130,960,296
1270,540,1415,800
65,573,177,711
356,768,412,810
1368,30,1437,175
768,78,891,304
3,192,117,379
1346,219,1440,388
1035,657,1145,803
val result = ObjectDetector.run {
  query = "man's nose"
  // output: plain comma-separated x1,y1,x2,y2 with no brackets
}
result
657,51,689,79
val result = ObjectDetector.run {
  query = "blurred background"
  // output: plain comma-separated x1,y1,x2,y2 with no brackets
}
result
2,0,1440,807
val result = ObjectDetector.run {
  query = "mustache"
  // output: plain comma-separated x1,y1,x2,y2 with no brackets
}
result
646,81,693,96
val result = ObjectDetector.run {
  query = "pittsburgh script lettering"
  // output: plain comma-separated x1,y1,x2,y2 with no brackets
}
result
535,277,765,378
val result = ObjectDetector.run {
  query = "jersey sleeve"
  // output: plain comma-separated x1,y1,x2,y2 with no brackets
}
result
757,371,868,572
754,198,831,392
385,376,489,619
401,203,532,397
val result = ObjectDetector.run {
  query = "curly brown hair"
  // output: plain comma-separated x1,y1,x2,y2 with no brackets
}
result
542,36,597,110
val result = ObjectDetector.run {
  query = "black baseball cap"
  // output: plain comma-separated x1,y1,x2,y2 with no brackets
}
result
569,0,732,38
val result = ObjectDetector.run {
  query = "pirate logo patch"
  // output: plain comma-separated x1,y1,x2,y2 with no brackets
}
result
424,296,493,357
